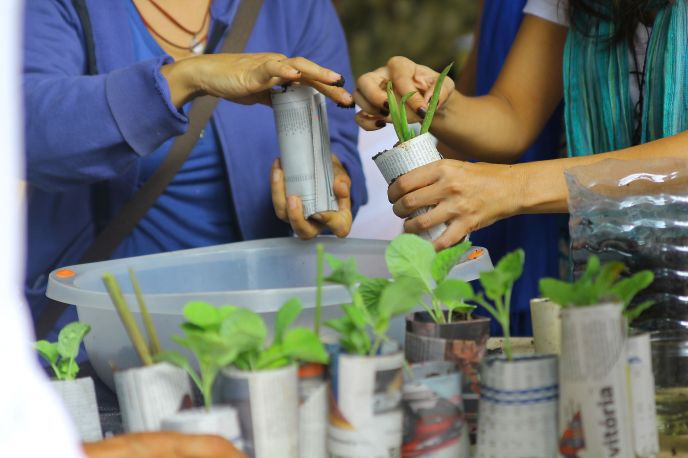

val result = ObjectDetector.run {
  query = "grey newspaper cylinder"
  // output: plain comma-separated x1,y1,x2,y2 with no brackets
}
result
52,377,103,442
221,364,299,458
530,298,562,355
626,332,659,457
328,351,404,458
161,406,243,448
271,86,337,218
403,361,471,458
373,133,446,241
298,364,327,458
476,354,559,458
558,303,633,458
114,362,193,433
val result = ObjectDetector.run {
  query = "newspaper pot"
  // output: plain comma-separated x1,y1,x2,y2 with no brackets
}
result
114,362,193,433
299,363,328,458
51,376,103,442
405,311,490,425
161,406,242,447
271,85,337,218
530,298,562,354
373,133,446,241
558,303,633,458
626,331,659,457
328,349,404,458
220,364,299,458
402,361,470,458
475,354,559,458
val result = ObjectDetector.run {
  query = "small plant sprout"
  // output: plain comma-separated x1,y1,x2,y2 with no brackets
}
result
386,62,454,144
385,234,476,324
157,299,329,410
322,249,425,356
35,322,91,381
470,249,526,361
539,256,655,327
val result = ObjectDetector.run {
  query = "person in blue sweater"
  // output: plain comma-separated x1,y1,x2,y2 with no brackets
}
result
23,0,367,341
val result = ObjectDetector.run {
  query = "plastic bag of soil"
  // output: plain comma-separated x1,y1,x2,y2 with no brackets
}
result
565,157,688,331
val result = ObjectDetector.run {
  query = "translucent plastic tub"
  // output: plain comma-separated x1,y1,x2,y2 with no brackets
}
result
47,237,492,388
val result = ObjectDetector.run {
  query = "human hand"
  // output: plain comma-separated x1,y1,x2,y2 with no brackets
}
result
271,155,352,239
388,160,522,250
82,432,245,458
354,56,455,131
163,53,354,108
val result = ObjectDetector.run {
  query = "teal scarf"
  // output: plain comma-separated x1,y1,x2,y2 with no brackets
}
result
564,1,688,156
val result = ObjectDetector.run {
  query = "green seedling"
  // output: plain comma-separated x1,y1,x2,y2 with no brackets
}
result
539,256,655,326
470,249,526,361
35,322,91,381
157,299,328,410
387,62,454,144
384,234,475,325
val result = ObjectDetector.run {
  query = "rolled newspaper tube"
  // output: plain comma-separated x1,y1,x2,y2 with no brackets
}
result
220,365,299,458
271,86,337,218
161,406,243,448
114,362,193,433
298,363,328,458
328,350,404,458
559,303,633,458
476,354,559,458
373,133,446,241
530,297,562,355
51,377,103,442
626,332,659,457
403,361,471,458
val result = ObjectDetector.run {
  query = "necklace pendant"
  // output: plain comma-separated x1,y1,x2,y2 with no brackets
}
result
191,34,205,54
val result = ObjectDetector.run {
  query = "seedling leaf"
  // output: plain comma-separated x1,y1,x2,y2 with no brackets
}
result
35,341,59,367
183,301,221,330
282,328,329,365
57,322,91,361
378,277,426,320
385,234,435,288
274,298,303,344
431,241,472,283
420,62,454,135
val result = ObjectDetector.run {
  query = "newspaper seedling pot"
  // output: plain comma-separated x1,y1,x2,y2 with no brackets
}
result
405,311,490,426
272,86,337,218
626,332,659,457
475,354,559,458
114,362,193,433
328,349,404,458
558,303,633,458
403,361,470,458
299,363,328,458
161,405,242,447
373,133,446,241
220,364,299,458
530,297,561,354
51,377,102,442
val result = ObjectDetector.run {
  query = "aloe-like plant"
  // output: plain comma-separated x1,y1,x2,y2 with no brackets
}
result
539,256,655,326
387,62,454,143
35,322,91,381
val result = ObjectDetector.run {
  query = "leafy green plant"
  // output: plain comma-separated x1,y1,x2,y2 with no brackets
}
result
387,62,454,143
539,256,655,325
157,299,328,409
470,249,526,361
384,234,475,324
35,322,91,381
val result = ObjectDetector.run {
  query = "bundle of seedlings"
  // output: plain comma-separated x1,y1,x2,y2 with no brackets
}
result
471,249,560,458
36,321,102,441
372,63,453,241
102,271,193,433
157,298,328,458
540,257,657,458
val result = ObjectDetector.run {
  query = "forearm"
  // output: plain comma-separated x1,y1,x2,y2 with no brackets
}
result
514,130,688,214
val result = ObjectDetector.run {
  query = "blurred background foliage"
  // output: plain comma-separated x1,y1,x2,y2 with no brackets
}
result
333,0,480,77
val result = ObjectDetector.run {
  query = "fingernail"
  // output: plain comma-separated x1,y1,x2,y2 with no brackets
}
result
288,196,298,210
375,120,386,128
272,169,280,182
330,76,345,87
416,107,427,119
383,101,389,109
337,101,356,109
380,108,390,116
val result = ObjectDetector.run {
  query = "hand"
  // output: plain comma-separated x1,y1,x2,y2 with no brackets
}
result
388,159,522,250
163,53,354,108
82,432,245,458
271,155,352,239
354,56,455,131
